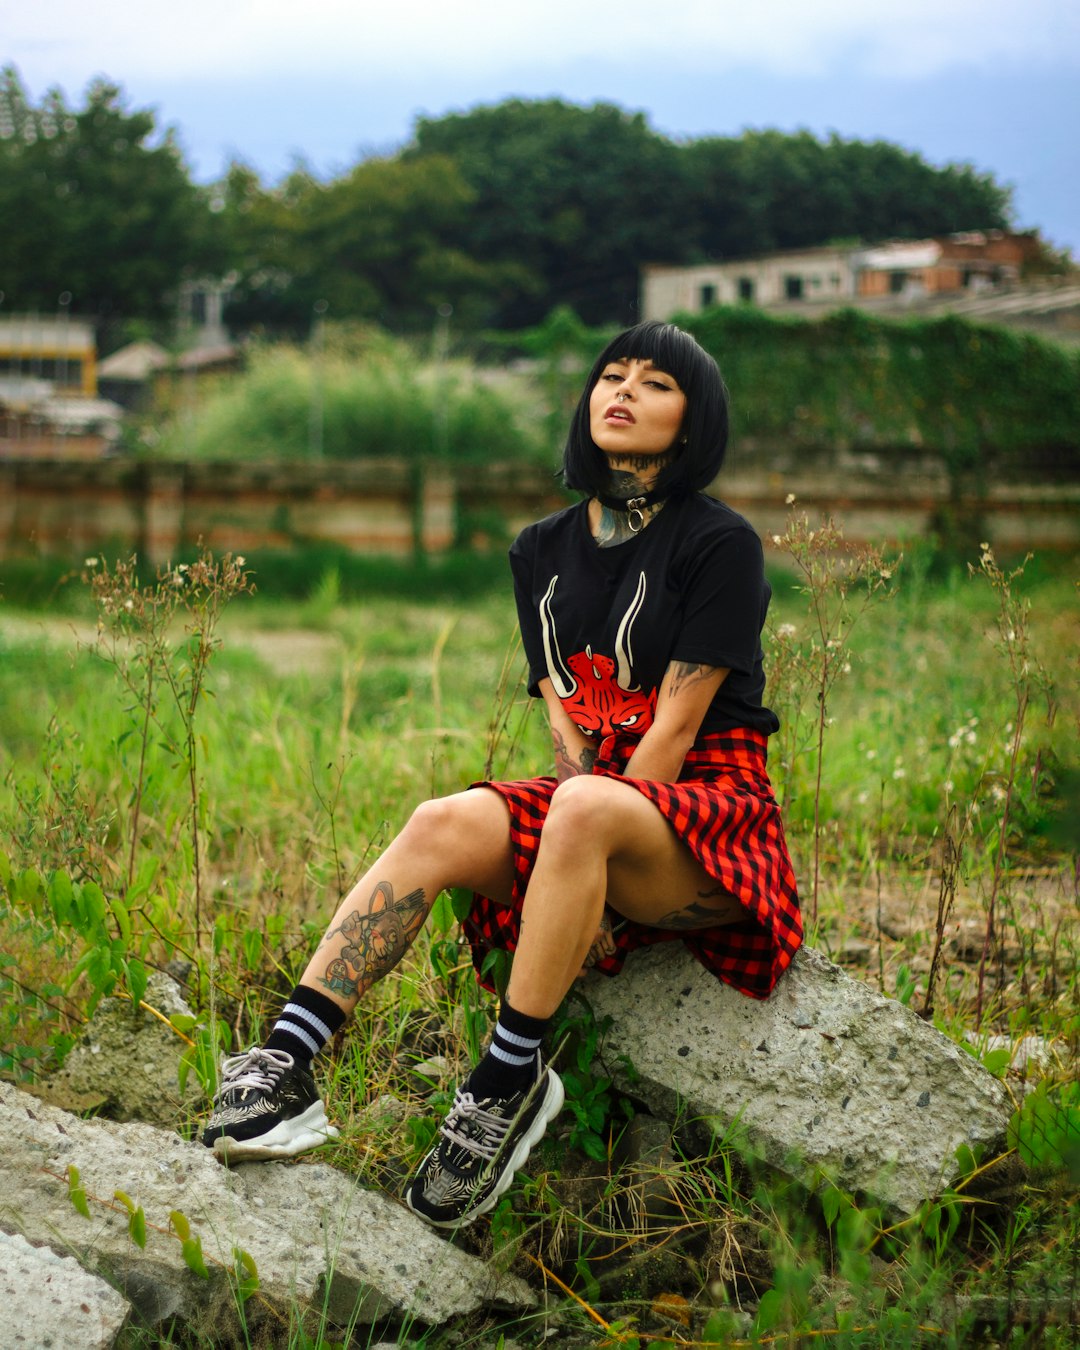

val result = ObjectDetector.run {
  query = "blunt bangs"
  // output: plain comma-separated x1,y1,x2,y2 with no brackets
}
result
562,321,729,498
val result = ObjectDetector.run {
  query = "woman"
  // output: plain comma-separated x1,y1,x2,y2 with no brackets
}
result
202,320,802,1229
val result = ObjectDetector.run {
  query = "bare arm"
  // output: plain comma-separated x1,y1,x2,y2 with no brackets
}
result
622,659,730,782
539,677,598,781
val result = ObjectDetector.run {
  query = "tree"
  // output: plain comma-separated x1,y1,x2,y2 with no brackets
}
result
406,99,695,327
219,152,529,335
682,130,1013,259
0,66,214,333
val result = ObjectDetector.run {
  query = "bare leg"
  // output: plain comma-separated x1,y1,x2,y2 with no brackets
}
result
298,787,516,1014
507,775,744,1019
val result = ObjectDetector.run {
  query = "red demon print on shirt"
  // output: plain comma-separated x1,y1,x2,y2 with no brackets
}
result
539,571,657,737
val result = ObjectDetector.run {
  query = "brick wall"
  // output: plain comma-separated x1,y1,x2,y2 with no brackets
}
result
0,456,1077,564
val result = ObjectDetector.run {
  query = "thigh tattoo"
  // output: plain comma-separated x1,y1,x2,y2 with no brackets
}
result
317,880,427,998
652,885,741,931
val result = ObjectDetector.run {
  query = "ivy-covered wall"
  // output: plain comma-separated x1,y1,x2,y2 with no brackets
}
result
679,307,1080,481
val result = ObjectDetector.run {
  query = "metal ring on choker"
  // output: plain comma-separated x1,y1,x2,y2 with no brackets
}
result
595,488,670,534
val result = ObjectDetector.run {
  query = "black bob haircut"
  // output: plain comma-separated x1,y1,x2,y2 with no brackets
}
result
562,320,729,500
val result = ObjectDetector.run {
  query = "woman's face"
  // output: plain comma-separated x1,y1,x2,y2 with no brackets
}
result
588,358,688,462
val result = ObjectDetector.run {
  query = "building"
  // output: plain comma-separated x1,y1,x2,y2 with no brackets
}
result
0,314,98,396
0,315,127,457
641,231,1043,320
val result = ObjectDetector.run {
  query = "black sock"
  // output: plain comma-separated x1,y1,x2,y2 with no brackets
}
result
467,1001,549,1099
265,985,346,1067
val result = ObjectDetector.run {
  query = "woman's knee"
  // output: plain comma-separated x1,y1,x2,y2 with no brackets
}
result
402,790,513,888
544,776,619,845
405,791,484,852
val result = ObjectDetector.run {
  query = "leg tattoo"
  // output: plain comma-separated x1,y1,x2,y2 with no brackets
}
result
652,888,742,931
317,881,428,998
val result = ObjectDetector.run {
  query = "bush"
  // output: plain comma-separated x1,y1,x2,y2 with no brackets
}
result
158,337,547,467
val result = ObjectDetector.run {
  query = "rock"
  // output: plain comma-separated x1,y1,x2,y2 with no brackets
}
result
0,1230,131,1349
963,1031,1055,1082
30,971,202,1127
582,944,1011,1216
583,1113,694,1294
411,1054,454,1085
355,1092,410,1130
0,1083,533,1341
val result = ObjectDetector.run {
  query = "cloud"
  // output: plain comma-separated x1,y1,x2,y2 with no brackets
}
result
7,0,1079,92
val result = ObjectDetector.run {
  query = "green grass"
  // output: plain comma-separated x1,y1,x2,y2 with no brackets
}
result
0,544,1077,1347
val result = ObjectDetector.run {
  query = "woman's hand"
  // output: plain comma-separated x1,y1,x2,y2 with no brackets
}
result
578,911,617,975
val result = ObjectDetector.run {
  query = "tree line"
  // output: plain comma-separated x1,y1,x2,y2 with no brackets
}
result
0,65,1015,345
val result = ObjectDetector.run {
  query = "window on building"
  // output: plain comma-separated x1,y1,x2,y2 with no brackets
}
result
699,284,717,309
737,277,754,302
889,271,906,294
784,275,804,300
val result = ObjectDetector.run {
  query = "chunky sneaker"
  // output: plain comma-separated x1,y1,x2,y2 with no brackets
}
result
404,1055,564,1228
201,1047,338,1162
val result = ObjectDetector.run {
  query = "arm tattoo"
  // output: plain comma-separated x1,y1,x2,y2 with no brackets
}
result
317,880,427,999
553,725,597,781
667,660,721,699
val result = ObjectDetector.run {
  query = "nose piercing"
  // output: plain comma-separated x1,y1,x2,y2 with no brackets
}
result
616,392,629,403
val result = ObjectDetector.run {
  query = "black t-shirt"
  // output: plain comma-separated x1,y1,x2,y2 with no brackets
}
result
509,493,779,741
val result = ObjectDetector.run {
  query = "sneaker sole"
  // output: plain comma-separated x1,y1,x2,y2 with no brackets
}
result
211,1100,339,1163
406,1070,565,1229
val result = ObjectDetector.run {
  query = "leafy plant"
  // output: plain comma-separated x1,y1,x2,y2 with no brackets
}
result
550,995,633,1162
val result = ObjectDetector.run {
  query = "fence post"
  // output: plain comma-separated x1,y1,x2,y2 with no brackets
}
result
417,460,456,555
0,465,15,557
141,464,184,565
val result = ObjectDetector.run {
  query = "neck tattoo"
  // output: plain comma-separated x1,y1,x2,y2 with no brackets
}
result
593,468,667,548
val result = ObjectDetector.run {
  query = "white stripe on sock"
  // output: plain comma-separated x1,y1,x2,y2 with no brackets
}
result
282,1003,333,1043
277,1019,322,1058
496,1026,542,1050
490,1043,535,1067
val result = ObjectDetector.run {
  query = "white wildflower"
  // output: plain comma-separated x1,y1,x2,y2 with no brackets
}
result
893,767,906,780
84,556,99,567
785,492,796,505
777,623,797,639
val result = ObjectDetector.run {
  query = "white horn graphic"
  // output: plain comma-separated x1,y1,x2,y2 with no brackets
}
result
614,571,647,691
539,575,576,699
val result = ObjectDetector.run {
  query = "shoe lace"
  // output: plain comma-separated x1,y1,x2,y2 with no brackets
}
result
214,1046,293,1099
438,1088,515,1162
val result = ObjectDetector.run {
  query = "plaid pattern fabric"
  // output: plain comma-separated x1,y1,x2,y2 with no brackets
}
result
464,729,802,1000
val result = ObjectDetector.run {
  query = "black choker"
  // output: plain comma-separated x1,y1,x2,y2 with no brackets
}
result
595,487,670,534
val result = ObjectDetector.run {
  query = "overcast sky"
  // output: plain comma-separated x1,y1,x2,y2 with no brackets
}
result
6,0,1079,254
